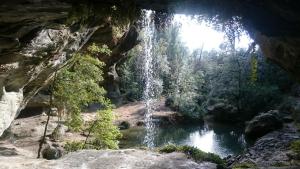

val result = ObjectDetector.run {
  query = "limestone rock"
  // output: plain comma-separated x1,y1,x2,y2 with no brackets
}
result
245,110,283,139
42,143,64,160
51,124,66,141
0,88,23,136
0,1,99,136
0,149,217,169
229,124,300,168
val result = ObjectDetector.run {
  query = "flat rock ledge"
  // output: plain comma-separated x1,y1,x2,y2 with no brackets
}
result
0,149,217,169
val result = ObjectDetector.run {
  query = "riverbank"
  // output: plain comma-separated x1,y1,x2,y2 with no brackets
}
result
227,123,300,168
113,99,183,128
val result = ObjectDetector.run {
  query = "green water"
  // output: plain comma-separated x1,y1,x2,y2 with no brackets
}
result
120,123,250,157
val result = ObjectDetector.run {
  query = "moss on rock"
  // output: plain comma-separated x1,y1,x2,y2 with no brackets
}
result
159,144,225,167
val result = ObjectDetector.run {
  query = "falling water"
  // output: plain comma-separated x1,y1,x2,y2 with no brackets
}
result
141,10,156,148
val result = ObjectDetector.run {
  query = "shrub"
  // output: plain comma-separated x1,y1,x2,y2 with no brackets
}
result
290,140,300,155
64,141,84,152
88,109,122,149
159,144,177,153
159,144,224,166
54,44,121,150
232,162,257,169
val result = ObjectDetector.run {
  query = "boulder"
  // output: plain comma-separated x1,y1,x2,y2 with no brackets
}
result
118,121,130,130
136,121,145,126
245,110,283,139
51,124,66,141
42,143,64,160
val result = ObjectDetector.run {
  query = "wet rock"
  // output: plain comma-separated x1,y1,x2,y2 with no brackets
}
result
42,143,64,160
245,110,283,139
136,121,145,126
118,121,131,130
230,124,300,168
283,116,294,123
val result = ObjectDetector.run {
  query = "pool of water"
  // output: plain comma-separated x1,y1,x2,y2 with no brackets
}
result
120,123,251,157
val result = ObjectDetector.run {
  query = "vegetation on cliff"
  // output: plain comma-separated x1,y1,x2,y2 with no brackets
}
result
52,44,121,150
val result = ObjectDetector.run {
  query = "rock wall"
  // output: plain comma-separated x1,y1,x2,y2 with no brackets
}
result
0,88,23,136
0,0,138,135
0,1,101,135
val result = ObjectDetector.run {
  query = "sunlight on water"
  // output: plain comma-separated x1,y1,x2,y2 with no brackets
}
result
121,124,249,157
188,130,214,153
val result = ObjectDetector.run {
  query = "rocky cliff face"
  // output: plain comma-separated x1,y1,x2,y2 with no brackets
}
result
0,0,139,136
0,0,115,135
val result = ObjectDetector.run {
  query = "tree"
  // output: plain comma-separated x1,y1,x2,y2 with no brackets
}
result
53,45,120,149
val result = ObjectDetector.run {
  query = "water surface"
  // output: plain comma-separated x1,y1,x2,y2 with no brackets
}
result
120,123,250,157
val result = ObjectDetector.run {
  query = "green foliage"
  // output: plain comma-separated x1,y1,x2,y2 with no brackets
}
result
271,162,288,167
66,1,139,29
158,144,178,153
159,144,224,166
54,44,121,150
119,47,144,101
64,141,84,152
250,55,258,84
160,25,205,119
87,43,112,56
54,53,107,131
290,140,300,155
200,48,286,121
239,85,281,118
88,109,122,149
119,16,293,123
66,4,90,26
119,23,204,119
232,162,257,169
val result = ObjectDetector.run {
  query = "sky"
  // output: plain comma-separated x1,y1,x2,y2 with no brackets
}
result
173,14,253,52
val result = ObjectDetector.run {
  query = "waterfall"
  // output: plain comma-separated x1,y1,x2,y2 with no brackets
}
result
141,10,156,148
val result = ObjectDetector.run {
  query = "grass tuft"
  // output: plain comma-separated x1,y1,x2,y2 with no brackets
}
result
159,144,225,167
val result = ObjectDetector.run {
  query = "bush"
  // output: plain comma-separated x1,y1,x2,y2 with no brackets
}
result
159,144,224,166
232,162,257,169
88,109,122,149
54,53,107,131
54,45,121,150
165,96,203,120
159,144,177,153
64,141,84,152
240,85,282,118
290,140,300,155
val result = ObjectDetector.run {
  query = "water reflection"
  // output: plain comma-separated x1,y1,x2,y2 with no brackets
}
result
120,123,250,157
186,130,214,153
